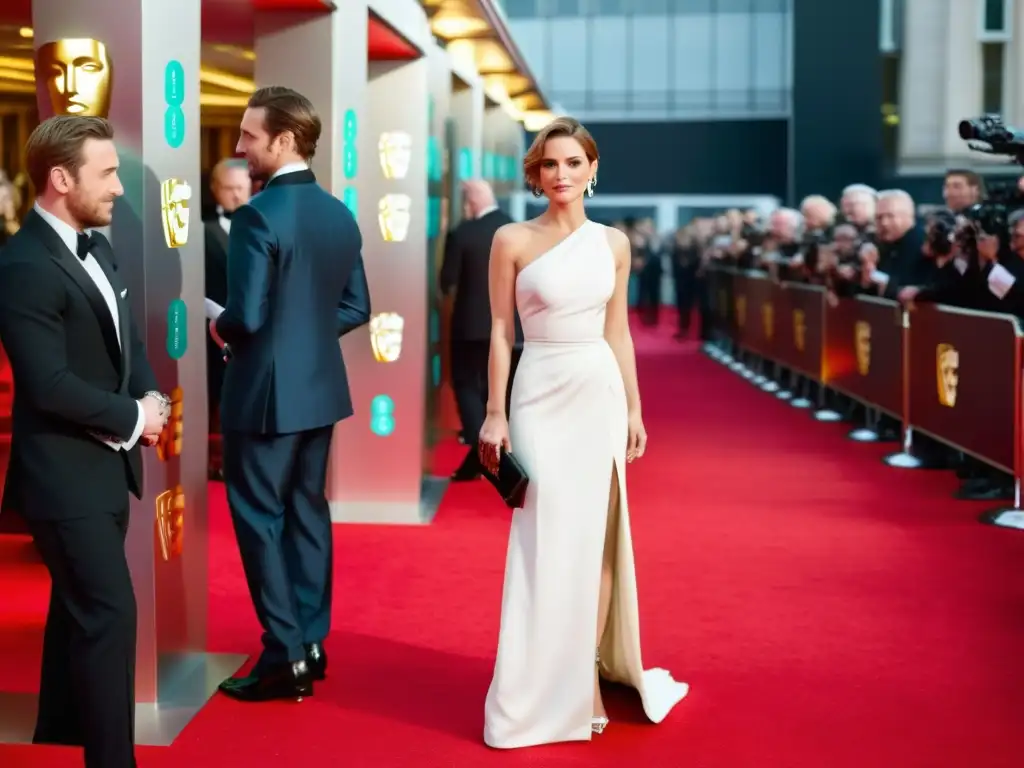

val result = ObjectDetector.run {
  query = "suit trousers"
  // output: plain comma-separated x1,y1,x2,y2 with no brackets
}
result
222,426,334,668
27,507,137,768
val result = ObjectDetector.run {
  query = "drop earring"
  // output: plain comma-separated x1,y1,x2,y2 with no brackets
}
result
586,174,597,198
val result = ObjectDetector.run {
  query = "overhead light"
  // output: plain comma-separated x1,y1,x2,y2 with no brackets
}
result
446,39,477,74
0,67,34,83
522,111,555,132
0,56,33,71
431,2,490,39
199,93,251,108
200,67,255,94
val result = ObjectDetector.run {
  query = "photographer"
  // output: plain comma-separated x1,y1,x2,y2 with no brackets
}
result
863,190,927,299
840,184,877,235
986,208,1024,317
758,208,803,281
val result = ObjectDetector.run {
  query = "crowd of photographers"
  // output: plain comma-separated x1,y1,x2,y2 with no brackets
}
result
686,169,1024,503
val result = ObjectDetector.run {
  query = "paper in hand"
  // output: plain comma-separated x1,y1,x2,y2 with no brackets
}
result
204,298,225,320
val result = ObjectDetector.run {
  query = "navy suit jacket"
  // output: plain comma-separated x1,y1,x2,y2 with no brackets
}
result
215,168,370,435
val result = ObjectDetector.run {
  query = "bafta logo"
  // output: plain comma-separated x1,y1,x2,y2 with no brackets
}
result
378,131,412,180
735,295,747,327
156,386,184,462
855,321,871,376
155,485,184,562
792,309,806,351
369,312,405,363
159,179,192,249
36,38,113,118
378,194,411,242
762,302,774,340
936,343,959,407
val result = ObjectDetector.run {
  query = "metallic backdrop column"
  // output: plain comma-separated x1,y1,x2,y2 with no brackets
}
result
330,54,431,524
426,43,455,447
253,3,368,197
449,79,484,227
23,0,244,746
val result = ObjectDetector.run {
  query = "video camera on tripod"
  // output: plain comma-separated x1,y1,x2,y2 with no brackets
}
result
959,114,1024,209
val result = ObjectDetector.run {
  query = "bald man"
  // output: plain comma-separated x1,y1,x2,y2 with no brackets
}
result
205,159,251,478
440,181,521,481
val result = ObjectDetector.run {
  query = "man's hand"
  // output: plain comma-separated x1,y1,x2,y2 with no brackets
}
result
898,286,920,304
209,319,225,349
139,394,169,436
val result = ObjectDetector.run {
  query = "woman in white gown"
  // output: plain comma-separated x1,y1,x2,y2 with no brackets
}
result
478,117,688,749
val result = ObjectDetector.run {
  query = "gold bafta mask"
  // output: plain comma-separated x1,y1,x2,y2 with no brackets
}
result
378,131,412,180
369,312,405,363
160,179,192,249
735,295,747,327
936,343,959,407
378,194,411,242
762,302,774,339
792,309,806,351
36,38,113,118
155,485,185,562
855,321,871,376
156,387,184,462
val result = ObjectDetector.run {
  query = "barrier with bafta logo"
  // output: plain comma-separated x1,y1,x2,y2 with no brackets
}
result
732,273,778,359
904,304,1022,474
709,266,1024,522
771,282,825,379
822,295,905,418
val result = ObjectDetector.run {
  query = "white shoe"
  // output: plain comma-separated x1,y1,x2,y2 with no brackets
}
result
591,716,609,734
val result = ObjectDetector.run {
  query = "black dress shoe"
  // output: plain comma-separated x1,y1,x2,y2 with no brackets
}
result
219,660,313,702
306,642,327,681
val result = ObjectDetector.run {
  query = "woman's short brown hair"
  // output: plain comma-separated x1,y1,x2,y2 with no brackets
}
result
248,86,321,160
25,115,115,193
522,116,599,190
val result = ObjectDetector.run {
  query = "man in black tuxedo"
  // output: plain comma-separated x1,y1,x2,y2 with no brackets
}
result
203,158,251,479
0,116,169,768
210,86,371,702
441,180,521,481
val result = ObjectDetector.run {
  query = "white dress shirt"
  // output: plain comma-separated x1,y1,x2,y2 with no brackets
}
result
216,205,231,235
33,204,146,451
270,162,310,181
476,204,499,219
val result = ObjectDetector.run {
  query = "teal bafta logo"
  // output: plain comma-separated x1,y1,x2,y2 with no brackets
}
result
166,299,187,359
342,108,358,215
163,60,185,149
370,395,395,437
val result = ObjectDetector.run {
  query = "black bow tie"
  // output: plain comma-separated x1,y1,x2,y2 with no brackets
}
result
220,209,234,220
76,232,95,261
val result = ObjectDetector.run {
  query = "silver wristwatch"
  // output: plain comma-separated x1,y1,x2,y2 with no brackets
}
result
145,390,171,408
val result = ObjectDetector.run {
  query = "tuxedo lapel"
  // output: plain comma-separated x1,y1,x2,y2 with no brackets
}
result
22,210,123,374
89,238,131,390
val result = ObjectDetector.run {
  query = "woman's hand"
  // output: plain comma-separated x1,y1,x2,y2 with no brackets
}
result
626,410,647,463
478,412,511,475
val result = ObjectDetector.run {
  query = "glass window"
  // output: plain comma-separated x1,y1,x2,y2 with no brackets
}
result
552,0,579,15
595,0,624,13
984,0,1007,32
504,0,538,18
981,42,1004,113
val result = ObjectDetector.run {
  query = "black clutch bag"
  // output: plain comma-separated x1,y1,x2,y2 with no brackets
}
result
481,448,529,509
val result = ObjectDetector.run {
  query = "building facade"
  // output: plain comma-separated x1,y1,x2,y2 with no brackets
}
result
504,0,885,223
889,0,1024,200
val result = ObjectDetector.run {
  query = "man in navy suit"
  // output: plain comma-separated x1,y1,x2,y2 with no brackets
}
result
210,86,371,701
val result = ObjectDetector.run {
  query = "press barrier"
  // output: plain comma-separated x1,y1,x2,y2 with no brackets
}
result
707,267,1023,515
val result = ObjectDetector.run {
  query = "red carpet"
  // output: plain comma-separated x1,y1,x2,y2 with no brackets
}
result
3,320,1024,766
